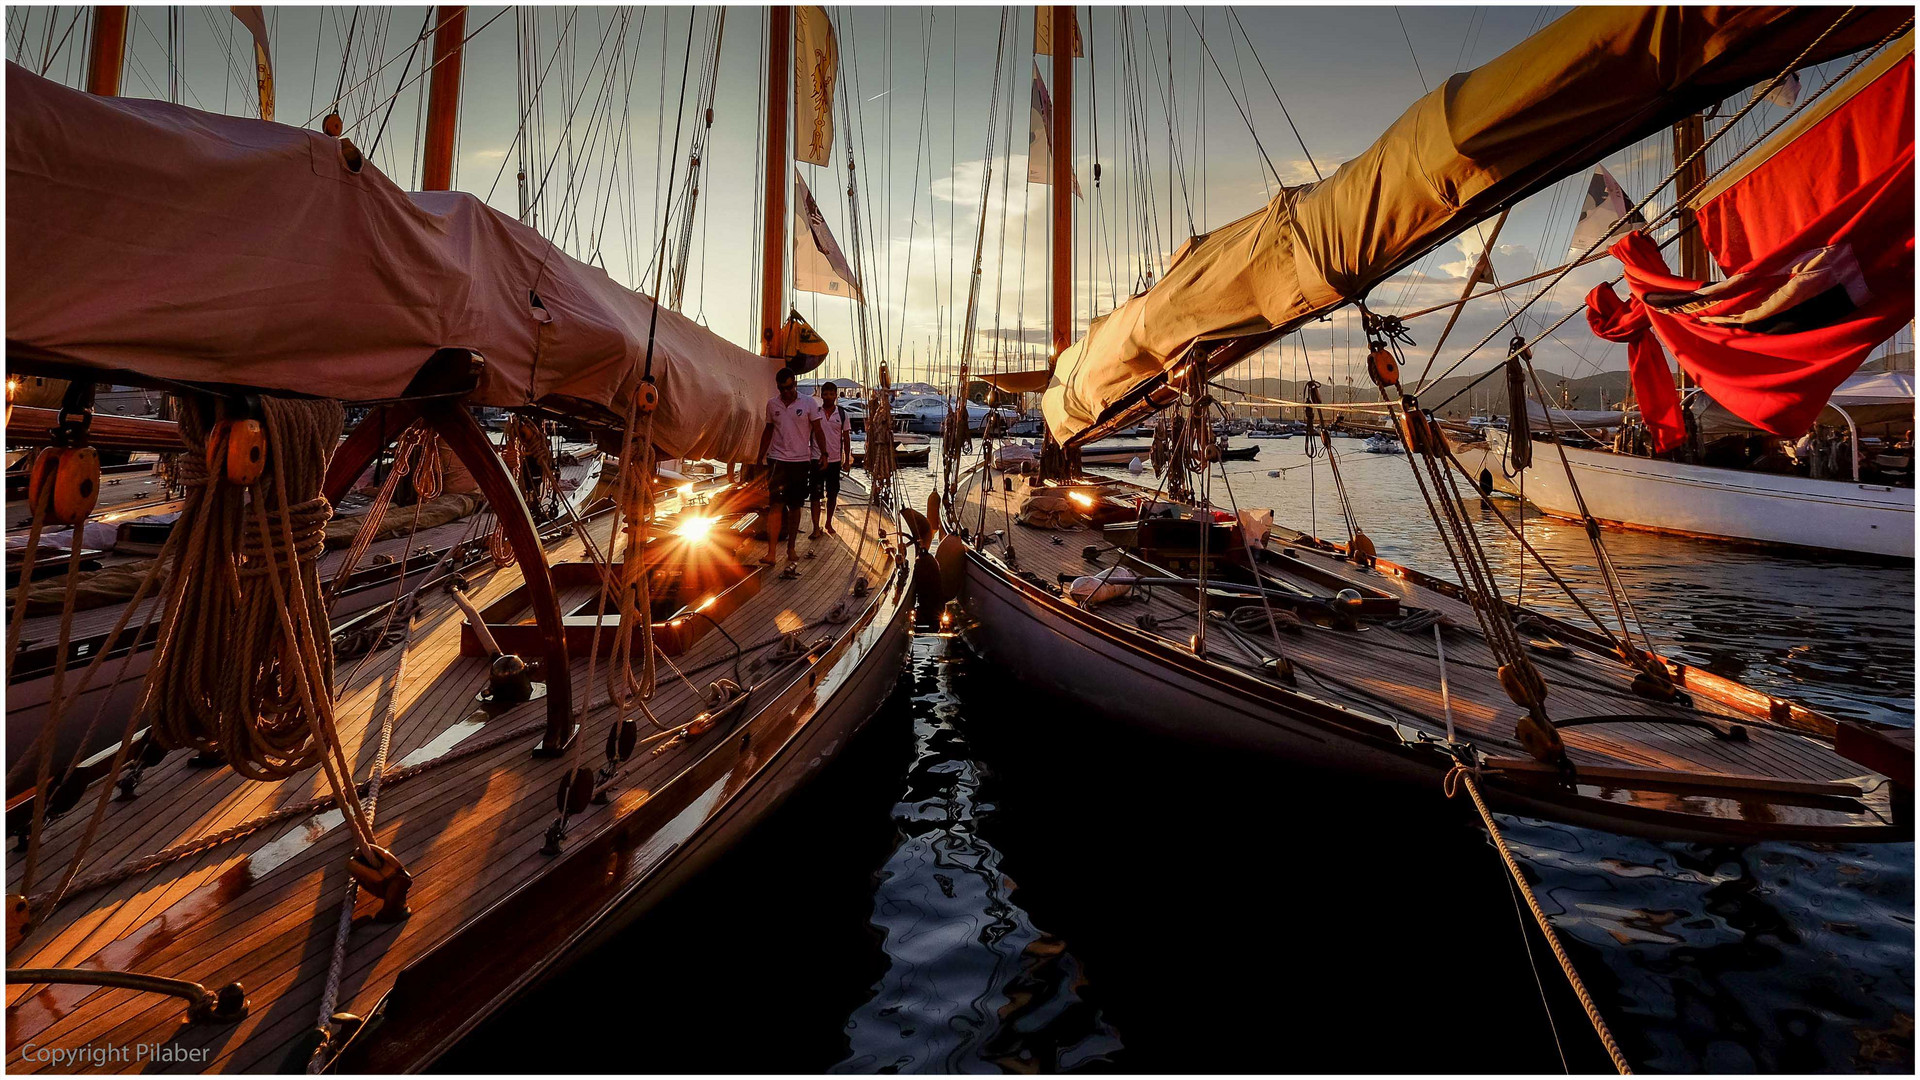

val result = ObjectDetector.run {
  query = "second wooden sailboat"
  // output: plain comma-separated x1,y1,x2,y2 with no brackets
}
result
942,5,1912,846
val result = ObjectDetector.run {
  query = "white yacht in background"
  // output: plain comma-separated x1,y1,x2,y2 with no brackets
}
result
896,392,992,434
1454,370,1914,558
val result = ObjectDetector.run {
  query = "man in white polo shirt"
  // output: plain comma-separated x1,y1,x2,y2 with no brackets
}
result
756,367,827,576
809,381,853,538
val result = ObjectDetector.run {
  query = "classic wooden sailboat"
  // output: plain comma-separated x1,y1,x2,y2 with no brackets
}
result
946,6,1912,846
6,5,912,1071
1460,410,1914,557
1449,37,1916,558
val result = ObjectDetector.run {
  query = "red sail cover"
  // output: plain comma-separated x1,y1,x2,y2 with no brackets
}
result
1697,55,1914,271
5,63,777,462
1585,283,1687,453
1588,55,1914,447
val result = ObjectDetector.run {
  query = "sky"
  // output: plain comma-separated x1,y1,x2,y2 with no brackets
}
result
7,3,1909,397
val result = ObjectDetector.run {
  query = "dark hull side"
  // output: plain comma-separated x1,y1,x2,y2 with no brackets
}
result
958,547,1903,846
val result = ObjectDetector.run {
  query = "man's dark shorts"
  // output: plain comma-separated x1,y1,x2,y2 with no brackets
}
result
811,461,843,503
768,458,813,510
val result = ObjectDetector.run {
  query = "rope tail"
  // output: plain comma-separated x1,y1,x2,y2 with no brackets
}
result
1446,765,1632,1074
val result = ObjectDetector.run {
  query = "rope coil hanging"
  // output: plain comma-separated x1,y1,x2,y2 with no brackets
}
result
141,397,381,860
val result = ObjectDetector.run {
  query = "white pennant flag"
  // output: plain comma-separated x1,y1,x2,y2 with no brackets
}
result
1751,70,1801,108
229,6,274,121
794,6,838,167
1027,64,1082,197
1569,165,1645,257
793,170,865,304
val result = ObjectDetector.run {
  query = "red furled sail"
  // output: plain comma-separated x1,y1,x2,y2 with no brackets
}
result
1586,282,1688,453
1587,46,1913,447
1697,53,1914,271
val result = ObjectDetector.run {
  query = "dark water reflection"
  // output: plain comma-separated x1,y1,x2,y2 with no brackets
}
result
449,444,1910,1072
831,636,1121,1072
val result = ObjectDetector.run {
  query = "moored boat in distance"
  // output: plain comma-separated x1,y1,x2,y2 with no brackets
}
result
1455,421,1914,557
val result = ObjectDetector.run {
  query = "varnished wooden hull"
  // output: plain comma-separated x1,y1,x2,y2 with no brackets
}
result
5,482,909,1074
957,525,1904,847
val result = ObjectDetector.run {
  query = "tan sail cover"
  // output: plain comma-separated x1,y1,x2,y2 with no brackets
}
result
1043,6,1910,445
5,63,777,462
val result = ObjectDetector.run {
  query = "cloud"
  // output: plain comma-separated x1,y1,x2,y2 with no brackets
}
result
1272,155,1345,185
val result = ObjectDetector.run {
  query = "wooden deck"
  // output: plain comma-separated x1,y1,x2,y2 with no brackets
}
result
6,483,902,1072
954,470,1900,838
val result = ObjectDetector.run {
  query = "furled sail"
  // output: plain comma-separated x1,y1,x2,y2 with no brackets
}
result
1041,6,1909,445
5,63,776,462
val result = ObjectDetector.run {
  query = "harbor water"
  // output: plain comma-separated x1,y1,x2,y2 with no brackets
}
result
446,439,1913,1073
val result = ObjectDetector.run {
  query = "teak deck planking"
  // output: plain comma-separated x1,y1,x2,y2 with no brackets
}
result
6,485,897,1072
955,475,1891,830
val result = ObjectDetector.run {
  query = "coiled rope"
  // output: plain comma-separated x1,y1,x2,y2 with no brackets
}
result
1445,764,1631,1074
143,398,381,862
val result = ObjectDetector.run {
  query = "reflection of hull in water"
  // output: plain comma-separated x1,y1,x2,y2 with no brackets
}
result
1457,428,1914,559
834,635,1121,1073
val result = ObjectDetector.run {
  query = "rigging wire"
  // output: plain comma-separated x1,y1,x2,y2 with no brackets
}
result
1181,6,1281,185
1227,7,1319,182
1394,7,1429,94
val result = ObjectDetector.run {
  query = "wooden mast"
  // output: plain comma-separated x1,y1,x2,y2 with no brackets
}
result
1049,5,1073,364
1671,112,1710,396
420,6,468,191
761,6,793,355
85,6,127,96
1039,5,1075,480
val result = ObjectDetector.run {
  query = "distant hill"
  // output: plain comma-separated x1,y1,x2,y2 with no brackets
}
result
1217,367,1633,420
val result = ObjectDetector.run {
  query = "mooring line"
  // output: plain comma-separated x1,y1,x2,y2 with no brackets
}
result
1445,765,1632,1074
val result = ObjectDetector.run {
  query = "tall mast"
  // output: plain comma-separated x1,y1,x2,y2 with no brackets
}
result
1037,5,1076,481
1671,111,1710,392
421,6,468,191
1049,5,1073,364
85,6,127,97
761,6,793,356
